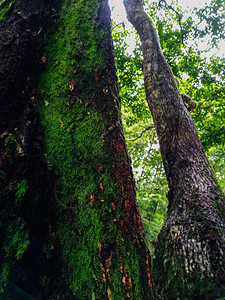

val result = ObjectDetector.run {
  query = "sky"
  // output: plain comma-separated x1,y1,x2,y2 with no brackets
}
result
109,0,225,58
109,0,211,22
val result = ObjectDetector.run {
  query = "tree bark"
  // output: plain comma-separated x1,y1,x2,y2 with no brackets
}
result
0,1,65,298
38,0,157,298
1,0,156,299
124,0,225,299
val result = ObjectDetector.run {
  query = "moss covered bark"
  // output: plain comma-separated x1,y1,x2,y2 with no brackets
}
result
37,0,155,299
0,0,156,298
0,0,156,299
1,0,156,298
0,0,65,298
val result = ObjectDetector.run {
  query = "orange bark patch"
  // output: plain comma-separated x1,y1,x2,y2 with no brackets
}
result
98,244,112,283
146,256,154,289
125,199,131,213
97,165,103,173
120,264,133,291
69,80,75,92
100,262,107,282
97,243,101,251
114,142,124,154
134,213,143,234
90,193,95,206
105,252,112,281
41,56,46,63
135,235,141,248
111,202,116,210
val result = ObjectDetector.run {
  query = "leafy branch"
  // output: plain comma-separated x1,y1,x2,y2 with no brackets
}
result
159,0,184,44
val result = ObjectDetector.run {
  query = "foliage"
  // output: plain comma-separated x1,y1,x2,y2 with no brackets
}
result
0,0,14,19
112,0,225,249
193,0,225,47
207,145,225,192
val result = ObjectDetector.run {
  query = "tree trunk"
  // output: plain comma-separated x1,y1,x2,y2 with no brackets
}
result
124,0,225,299
1,0,156,299
0,1,64,298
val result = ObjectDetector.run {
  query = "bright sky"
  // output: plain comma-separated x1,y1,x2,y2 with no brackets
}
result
109,0,225,57
109,0,211,22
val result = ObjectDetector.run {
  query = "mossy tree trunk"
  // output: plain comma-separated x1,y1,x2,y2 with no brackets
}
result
1,0,157,299
124,0,225,299
0,0,64,298
38,0,157,298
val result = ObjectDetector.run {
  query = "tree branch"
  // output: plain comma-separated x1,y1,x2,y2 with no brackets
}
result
127,126,154,141
159,0,184,44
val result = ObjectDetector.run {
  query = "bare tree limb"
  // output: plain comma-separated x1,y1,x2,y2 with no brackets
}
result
159,0,184,44
127,126,155,141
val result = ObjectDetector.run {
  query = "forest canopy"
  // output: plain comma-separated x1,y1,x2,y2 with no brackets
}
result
111,0,225,248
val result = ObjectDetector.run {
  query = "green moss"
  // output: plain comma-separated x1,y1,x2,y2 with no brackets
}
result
0,0,14,19
39,0,110,296
38,0,153,298
14,179,28,207
0,263,9,294
3,219,30,260
0,218,30,295
4,134,18,156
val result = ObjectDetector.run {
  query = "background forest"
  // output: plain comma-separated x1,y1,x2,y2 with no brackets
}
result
110,0,225,250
